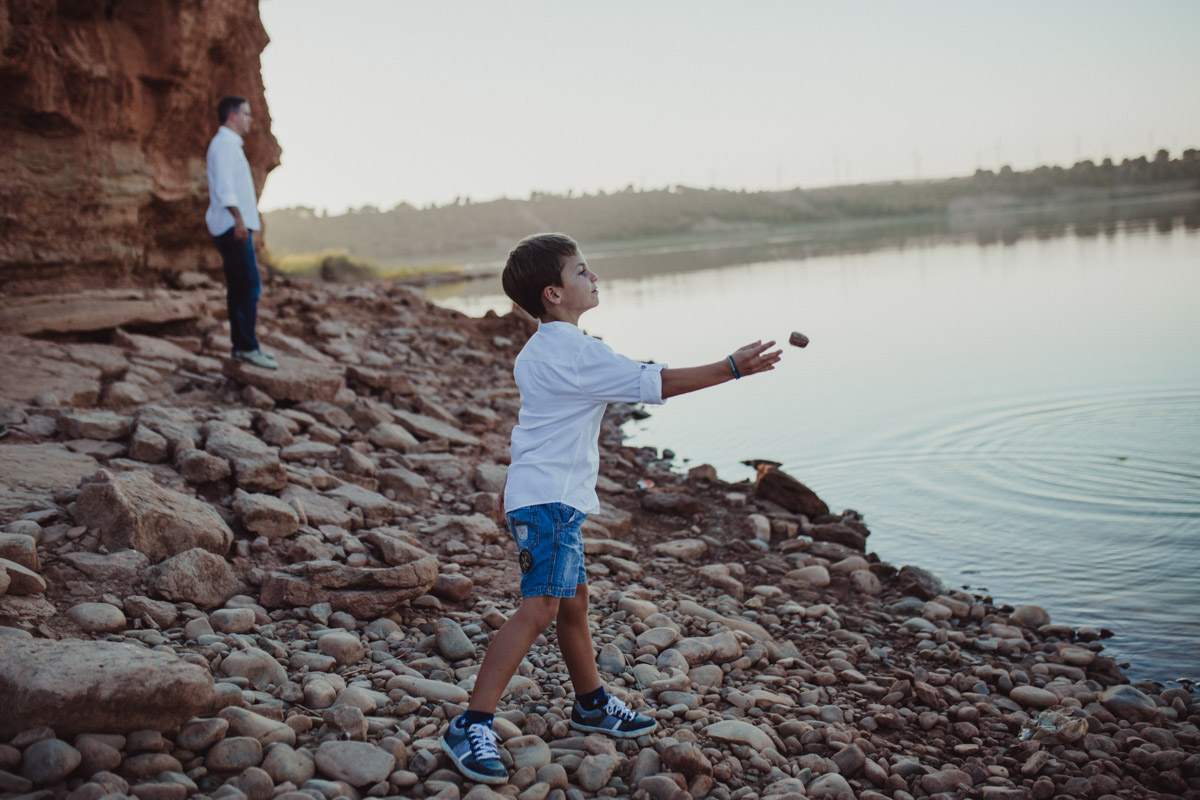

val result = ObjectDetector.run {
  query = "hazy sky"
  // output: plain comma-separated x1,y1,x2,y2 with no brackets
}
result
257,0,1199,213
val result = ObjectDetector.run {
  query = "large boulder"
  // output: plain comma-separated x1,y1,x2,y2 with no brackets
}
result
753,465,829,518
144,548,238,608
73,470,233,562
0,638,215,737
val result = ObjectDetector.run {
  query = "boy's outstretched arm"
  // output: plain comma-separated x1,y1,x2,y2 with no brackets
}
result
661,340,782,399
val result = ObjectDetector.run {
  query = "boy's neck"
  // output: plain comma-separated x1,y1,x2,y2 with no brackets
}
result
540,310,585,326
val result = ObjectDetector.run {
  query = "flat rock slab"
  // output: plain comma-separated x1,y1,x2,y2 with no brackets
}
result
259,557,438,618
390,409,480,447
0,334,104,406
223,356,346,403
0,638,214,737
0,290,206,336
0,443,98,519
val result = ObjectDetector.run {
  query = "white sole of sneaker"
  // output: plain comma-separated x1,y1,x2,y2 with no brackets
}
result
439,735,509,785
569,718,658,738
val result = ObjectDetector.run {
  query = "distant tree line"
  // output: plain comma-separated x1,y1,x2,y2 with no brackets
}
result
263,150,1200,262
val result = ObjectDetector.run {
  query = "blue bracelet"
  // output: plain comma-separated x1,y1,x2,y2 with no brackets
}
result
727,355,741,380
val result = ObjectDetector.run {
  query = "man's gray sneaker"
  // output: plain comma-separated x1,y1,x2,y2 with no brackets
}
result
233,349,278,370
440,717,507,785
570,695,657,738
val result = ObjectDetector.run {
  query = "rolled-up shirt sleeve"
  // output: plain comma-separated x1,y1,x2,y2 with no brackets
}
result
574,339,667,405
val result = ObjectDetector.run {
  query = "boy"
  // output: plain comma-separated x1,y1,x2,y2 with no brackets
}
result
441,233,781,784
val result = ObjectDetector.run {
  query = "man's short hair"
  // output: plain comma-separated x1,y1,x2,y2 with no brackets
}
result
502,233,579,318
217,95,249,125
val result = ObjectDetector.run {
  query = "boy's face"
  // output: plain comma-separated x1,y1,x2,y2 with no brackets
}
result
548,250,599,318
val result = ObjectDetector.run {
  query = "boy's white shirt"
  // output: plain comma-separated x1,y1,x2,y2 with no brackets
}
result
505,321,666,515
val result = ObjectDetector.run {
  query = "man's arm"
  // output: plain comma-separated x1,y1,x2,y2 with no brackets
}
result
661,340,781,399
227,206,248,242
210,137,247,240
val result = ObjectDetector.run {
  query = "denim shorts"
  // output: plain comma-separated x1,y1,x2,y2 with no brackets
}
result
506,502,588,598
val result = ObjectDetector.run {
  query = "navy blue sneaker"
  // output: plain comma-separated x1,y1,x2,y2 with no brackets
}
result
440,716,507,784
570,694,657,738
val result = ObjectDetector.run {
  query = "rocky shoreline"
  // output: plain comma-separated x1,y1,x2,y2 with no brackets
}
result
0,275,1197,800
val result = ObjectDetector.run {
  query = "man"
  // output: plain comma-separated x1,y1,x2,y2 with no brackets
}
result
206,95,277,369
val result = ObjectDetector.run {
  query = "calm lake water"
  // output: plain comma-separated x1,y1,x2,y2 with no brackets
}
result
430,208,1200,686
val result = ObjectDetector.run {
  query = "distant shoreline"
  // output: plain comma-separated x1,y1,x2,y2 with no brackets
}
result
295,188,1200,290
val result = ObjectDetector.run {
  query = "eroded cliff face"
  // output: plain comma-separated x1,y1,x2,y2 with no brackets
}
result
0,0,281,295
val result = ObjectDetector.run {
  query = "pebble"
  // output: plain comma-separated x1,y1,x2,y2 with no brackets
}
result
20,738,81,786
807,772,852,799
262,743,315,786
73,734,122,775
506,735,552,770
176,717,229,752
1009,685,1059,709
210,608,256,634
386,675,469,704
1099,683,1159,721
313,741,395,787
576,753,619,792
219,647,288,689
205,737,264,772
316,630,364,665
218,707,297,746
704,720,773,751
435,617,475,661
66,602,126,633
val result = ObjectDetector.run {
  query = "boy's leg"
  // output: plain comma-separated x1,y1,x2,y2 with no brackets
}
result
561,584,658,739
441,594,559,786
468,595,559,712
556,582,602,696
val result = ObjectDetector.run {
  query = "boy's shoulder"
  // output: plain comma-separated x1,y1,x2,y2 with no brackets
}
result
517,323,600,365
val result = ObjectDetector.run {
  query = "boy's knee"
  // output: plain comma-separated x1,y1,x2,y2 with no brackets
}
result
523,596,560,629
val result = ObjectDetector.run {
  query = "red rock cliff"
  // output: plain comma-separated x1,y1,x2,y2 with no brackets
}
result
0,0,281,295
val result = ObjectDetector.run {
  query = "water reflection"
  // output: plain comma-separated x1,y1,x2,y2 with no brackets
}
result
432,196,1200,308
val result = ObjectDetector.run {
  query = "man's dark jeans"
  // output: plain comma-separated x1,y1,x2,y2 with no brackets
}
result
213,228,261,353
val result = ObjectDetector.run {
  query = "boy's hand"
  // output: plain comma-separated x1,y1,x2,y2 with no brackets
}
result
492,475,507,523
730,340,782,378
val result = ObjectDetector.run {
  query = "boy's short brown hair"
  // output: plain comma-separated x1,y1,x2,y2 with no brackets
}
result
502,233,579,318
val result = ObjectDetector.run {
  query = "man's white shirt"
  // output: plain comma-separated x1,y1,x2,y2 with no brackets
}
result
505,321,666,515
205,126,260,236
